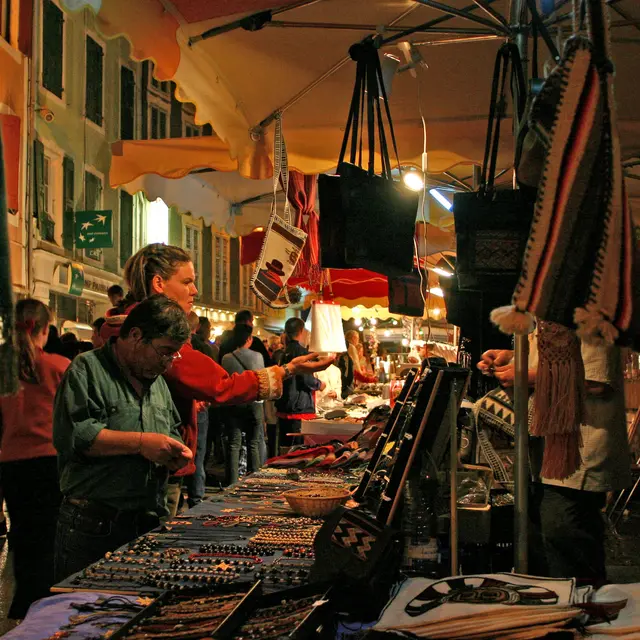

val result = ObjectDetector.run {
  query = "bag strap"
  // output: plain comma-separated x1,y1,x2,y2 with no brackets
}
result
525,0,561,64
481,43,526,193
374,49,402,180
232,351,249,371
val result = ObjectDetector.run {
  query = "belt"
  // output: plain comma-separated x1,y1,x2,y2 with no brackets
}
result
64,496,152,523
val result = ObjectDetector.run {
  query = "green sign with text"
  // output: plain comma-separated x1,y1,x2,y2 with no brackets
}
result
75,210,113,249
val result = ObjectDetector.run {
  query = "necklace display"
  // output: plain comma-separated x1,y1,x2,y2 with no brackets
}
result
122,593,246,640
249,524,321,549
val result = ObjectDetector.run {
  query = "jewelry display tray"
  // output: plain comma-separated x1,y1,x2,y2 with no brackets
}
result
107,580,333,640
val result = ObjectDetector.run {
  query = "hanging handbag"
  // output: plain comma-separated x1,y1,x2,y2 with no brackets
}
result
388,270,427,317
319,38,419,277
453,43,535,293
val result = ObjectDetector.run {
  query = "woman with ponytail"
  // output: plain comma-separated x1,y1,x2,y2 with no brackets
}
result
101,244,333,494
0,299,70,618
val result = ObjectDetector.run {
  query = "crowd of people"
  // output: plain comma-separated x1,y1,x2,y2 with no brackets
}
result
0,242,335,620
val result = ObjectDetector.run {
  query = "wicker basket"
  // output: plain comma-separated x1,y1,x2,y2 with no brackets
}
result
283,487,350,517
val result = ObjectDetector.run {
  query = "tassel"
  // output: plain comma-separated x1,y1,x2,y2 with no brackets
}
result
574,307,619,345
490,306,536,335
541,433,583,480
533,321,585,480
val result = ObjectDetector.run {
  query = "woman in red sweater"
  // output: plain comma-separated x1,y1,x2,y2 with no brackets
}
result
0,299,70,618
101,244,334,485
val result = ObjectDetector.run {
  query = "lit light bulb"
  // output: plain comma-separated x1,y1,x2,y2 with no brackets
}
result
358,326,364,332
432,308,442,318
402,338,409,346
370,318,377,325
428,287,444,298
354,318,362,326
431,267,453,278
403,170,424,192
392,319,398,326
384,330,391,337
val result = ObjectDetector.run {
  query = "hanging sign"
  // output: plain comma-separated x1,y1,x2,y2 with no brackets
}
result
75,210,113,248
68,262,85,296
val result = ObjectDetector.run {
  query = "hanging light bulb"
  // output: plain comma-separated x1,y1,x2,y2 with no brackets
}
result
370,318,378,326
392,319,398,326
384,330,391,337
354,317,362,326
402,338,409,346
358,326,364,332
432,308,442,318
403,169,424,192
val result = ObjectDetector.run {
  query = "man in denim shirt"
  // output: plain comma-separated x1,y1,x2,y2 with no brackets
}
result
53,296,193,582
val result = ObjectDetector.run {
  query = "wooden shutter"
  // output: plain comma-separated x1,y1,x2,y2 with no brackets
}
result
202,225,213,302
120,66,135,140
62,155,75,250
42,0,63,97
85,36,103,125
230,237,240,305
85,171,101,209
119,191,133,269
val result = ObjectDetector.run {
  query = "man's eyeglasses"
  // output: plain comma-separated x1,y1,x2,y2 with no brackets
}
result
149,343,182,364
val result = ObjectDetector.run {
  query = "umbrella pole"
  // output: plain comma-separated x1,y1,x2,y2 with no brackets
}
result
511,0,530,575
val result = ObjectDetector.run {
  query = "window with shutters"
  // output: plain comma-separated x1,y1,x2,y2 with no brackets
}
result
84,169,103,262
62,156,75,251
148,62,170,96
184,124,200,138
213,232,230,304
42,0,64,99
120,66,135,140
35,139,63,244
149,105,168,139
241,264,253,309
85,35,104,127
119,191,134,269
0,0,11,42
184,224,202,296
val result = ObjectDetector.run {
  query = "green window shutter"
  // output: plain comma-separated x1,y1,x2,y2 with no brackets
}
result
119,191,133,269
85,36,104,125
62,156,75,250
120,66,135,140
42,0,64,97
202,225,213,302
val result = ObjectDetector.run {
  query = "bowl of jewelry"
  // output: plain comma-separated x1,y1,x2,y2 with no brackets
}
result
283,487,351,517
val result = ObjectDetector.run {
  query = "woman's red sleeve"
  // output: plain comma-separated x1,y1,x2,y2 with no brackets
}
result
164,341,260,406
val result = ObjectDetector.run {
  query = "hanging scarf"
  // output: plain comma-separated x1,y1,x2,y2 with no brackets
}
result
531,321,585,479
0,127,18,395
492,0,633,346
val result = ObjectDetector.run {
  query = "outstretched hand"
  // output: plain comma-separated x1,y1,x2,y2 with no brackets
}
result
290,353,336,376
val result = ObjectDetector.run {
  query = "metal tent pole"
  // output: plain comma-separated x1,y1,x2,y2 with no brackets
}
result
511,0,530,575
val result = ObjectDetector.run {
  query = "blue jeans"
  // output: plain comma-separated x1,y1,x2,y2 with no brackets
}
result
224,403,263,486
185,410,209,507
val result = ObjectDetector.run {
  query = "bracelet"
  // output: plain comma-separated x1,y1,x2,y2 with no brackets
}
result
282,363,294,380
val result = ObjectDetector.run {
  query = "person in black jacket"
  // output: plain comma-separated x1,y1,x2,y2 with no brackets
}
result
275,318,325,447
217,310,273,366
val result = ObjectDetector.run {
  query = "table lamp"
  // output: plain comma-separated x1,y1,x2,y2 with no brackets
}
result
309,301,347,354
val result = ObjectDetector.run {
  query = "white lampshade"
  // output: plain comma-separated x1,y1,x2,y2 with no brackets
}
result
309,302,347,354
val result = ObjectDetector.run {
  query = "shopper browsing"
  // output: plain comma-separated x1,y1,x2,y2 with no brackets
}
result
221,324,266,485
0,299,70,619
276,318,325,447
53,296,193,581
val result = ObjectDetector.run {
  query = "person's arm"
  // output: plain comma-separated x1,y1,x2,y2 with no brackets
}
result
53,366,190,467
288,344,323,392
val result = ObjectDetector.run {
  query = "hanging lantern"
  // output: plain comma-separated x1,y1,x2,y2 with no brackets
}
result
309,301,347,354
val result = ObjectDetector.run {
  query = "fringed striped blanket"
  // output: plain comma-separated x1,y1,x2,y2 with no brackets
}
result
492,0,633,346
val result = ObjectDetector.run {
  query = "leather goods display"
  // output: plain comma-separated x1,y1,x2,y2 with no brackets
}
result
319,38,419,277
453,43,535,293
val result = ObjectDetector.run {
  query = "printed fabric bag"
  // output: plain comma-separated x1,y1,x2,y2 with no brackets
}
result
453,43,535,293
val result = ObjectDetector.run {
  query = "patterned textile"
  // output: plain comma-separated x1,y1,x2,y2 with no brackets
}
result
493,0,633,346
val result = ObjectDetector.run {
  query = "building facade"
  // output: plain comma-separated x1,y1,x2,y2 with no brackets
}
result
16,1,279,332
